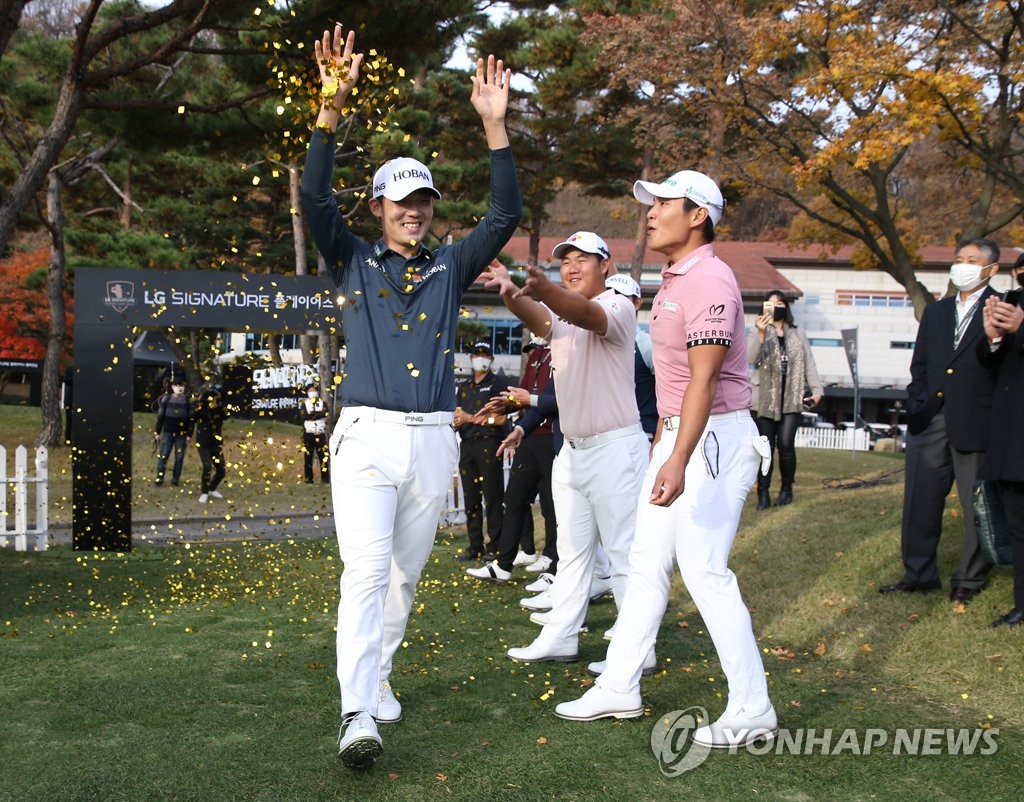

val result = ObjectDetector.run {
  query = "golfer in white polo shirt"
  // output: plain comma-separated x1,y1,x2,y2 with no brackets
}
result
484,232,649,662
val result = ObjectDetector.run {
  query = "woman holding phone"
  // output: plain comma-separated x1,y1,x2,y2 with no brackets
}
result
748,291,823,510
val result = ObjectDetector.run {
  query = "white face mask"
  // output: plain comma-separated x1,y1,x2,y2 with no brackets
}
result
171,385,185,395
471,356,492,373
949,262,988,292
307,391,319,399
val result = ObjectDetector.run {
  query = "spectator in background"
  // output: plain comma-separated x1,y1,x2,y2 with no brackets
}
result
879,238,1001,604
301,381,330,484
748,291,823,510
455,341,514,561
979,252,1024,627
194,387,227,504
154,377,193,487
467,336,557,580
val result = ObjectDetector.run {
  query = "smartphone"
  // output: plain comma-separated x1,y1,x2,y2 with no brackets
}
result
762,301,774,317
1003,288,1022,307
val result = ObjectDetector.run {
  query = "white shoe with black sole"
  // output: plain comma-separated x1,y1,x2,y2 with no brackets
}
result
338,712,383,769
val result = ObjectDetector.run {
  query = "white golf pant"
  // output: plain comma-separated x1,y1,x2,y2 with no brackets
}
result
537,423,649,647
329,406,458,717
598,411,772,714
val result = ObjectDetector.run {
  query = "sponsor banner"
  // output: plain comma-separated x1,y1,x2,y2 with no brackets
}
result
78,267,340,334
222,363,320,424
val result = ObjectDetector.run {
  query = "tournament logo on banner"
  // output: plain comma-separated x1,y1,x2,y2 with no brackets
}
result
104,281,136,313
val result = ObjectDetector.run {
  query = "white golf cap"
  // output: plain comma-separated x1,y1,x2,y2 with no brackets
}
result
372,157,442,201
632,170,725,226
551,231,611,260
604,274,641,299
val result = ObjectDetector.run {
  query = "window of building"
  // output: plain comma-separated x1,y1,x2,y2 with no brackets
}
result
890,341,915,349
245,332,300,351
835,290,913,308
808,338,842,347
457,319,523,356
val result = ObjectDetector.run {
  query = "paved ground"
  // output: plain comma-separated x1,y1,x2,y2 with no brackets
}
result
46,510,338,549
42,506,467,550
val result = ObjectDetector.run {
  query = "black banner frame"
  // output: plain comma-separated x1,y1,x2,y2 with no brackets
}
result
71,267,338,551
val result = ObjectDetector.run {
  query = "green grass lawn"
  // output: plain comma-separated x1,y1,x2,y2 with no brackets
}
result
2,409,1023,801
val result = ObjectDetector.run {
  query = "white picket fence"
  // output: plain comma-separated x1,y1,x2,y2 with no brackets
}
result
0,445,49,552
794,426,871,451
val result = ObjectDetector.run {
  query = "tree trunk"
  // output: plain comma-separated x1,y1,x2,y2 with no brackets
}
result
268,333,283,367
37,170,69,447
0,58,83,256
528,225,540,267
318,333,332,423
119,160,133,229
289,161,315,365
189,329,201,383
0,0,31,63
630,149,653,282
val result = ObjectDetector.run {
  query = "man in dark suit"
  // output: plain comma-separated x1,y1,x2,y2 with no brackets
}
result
879,238,1003,603
979,253,1024,627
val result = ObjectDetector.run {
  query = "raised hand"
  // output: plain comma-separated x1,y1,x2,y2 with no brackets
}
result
482,261,518,298
314,24,363,108
470,55,511,124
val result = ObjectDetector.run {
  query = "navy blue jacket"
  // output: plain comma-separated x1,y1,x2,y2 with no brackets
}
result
518,379,562,453
300,133,521,413
905,288,999,452
978,330,1024,482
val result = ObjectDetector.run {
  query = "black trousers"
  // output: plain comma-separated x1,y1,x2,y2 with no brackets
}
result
495,432,556,572
198,444,225,494
998,480,1024,610
754,412,801,492
303,431,329,483
900,412,990,589
459,436,505,554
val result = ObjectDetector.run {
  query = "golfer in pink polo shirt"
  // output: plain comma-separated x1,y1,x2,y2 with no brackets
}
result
483,232,650,663
555,170,777,749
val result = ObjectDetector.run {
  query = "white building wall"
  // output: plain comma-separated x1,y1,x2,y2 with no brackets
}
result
772,267,1018,391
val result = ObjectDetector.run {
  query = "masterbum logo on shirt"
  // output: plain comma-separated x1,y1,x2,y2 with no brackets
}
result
650,706,1000,777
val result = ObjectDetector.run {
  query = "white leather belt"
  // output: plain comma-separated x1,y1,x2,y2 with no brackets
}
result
663,410,750,430
344,406,453,426
565,423,643,450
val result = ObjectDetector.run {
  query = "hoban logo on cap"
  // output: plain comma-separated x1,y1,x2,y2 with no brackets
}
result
392,167,430,182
